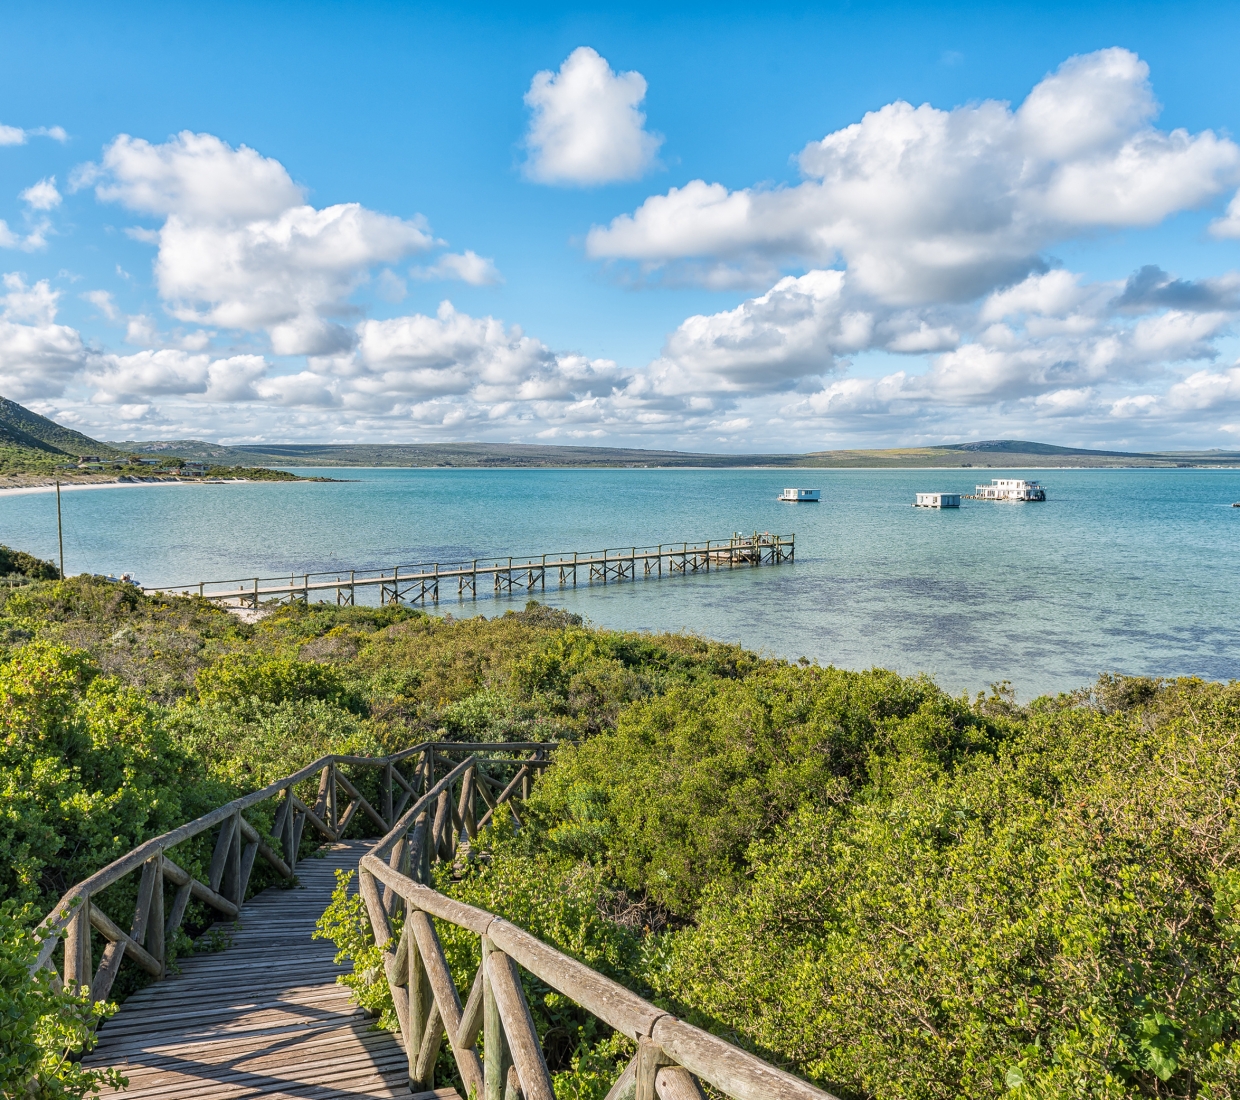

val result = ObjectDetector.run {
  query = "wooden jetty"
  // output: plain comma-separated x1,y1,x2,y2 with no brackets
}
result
35,740,836,1100
144,532,795,609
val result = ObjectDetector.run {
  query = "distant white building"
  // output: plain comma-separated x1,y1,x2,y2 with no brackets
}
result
779,488,821,502
974,478,1046,501
915,492,960,508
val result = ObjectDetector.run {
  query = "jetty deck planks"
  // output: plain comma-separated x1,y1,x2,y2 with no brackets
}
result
83,840,416,1100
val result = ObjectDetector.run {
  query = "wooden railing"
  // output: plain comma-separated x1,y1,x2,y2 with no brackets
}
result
360,761,836,1100
143,533,796,609
32,737,836,1100
30,741,547,1006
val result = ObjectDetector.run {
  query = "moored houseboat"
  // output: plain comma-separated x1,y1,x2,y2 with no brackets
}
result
915,492,960,508
779,487,820,502
971,478,1046,501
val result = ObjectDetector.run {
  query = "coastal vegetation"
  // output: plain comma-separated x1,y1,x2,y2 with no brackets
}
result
2,569,1240,1097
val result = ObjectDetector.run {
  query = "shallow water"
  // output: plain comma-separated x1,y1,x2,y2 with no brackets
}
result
3,466,1238,698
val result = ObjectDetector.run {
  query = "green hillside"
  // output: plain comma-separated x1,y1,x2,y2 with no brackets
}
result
0,396,117,457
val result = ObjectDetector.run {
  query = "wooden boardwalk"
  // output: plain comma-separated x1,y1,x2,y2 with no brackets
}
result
84,841,447,1100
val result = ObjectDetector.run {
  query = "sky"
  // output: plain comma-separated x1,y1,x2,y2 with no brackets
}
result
2,1,1240,452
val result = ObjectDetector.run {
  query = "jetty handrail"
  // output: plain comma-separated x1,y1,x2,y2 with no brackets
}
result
141,531,796,608
30,740,548,1004
358,762,837,1100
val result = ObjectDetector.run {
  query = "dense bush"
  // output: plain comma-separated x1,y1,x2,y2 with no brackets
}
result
0,902,125,1099
0,544,59,581
7,572,1240,1100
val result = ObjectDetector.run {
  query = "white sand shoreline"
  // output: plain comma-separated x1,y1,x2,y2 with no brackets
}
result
0,477,268,498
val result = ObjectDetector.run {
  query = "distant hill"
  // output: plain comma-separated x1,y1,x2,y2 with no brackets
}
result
0,394,1219,471
0,397,118,457
112,436,1240,469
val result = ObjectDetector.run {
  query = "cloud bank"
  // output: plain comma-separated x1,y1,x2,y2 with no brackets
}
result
7,48,1240,451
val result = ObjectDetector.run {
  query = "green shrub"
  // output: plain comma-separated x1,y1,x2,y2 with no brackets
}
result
0,901,127,1099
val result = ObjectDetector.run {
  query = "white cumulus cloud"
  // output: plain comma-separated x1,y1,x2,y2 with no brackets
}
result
0,274,88,399
88,131,437,356
524,47,662,186
412,250,503,286
20,177,61,211
588,48,1240,303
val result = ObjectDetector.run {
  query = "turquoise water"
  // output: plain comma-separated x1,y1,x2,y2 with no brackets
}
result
3,467,1238,698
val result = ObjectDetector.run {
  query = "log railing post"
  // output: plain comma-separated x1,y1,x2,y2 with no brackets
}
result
328,762,338,837
384,762,394,829
482,935,509,1100
63,896,92,992
486,942,554,1100
148,854,166,977
409,927,432,1088
208,813,236,893
223,809,242,906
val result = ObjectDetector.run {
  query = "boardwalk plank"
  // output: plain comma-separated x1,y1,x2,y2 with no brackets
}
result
84,841,412,1100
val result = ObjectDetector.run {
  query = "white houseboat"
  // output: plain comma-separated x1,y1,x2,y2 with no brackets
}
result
915,492,960,508
973,478,1046,502
779,488,821,502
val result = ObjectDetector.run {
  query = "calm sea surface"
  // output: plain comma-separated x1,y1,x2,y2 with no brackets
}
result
3,467,1238,698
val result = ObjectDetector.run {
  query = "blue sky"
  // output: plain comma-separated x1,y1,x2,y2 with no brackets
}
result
2,1,1240,450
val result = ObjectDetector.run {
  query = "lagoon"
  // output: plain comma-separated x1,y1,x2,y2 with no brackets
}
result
2,466,1238,698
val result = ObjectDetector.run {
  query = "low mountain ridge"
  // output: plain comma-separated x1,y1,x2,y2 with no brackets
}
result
0,397,117,457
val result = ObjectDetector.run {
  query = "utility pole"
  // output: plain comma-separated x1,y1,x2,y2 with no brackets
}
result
56,479,65,580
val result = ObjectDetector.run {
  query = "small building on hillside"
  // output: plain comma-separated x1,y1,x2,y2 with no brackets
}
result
973,478,1046,502
915,492,960,508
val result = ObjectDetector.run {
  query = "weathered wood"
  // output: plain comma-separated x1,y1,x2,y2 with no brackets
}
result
90,939,127,1003
221,808,243,902
147,856,165,976
458,963,485,1050
89,904,161,977
657,1065,709,1100
207,814,236,893
384,836,408,917
336,769,391,833
238,813,294,879
463,768,478,840
651,1015,838,1100
164,880,192,942
407,911,485,1096
506,1064,522,1100
336,795,362,837
290,793,335,840
130,857,159,946
327,761,338,835
82,841,415,1100
162,856,239,919
384,762,394,828
415,997,445,1084
364,857,496,935
482,936,509,1100
409,811,429,886
408,912,463,1038
237,840,259,902
605,1055,638,1100
488,918,665,1041
433,790,452,862
637,1037,673,1100
63,897,91,991
486,947,555,1100
409,915,433,1087
359,867,394,948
